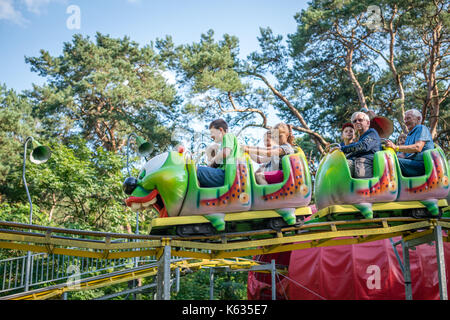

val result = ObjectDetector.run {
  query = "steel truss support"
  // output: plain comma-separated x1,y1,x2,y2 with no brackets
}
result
398,225,448,300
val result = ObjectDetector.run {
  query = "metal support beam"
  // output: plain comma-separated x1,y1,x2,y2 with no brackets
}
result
401,225,448,301
390,238,405,274
209,267,214,300
434,226,448,300
156,245,171,300
271,259,276,301
24,251,31,292
96,282,157,300
175,267,180,293
401,241,413,300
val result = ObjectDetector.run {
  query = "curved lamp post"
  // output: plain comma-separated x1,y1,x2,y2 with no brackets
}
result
124,133,152,292
22,136,51,291
23,137,52,220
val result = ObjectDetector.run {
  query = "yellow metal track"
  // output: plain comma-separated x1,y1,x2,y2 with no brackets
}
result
0,217,448,261
2,258,262,300
1,212,449,300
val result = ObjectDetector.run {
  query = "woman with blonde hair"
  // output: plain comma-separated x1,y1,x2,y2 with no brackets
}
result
243,123,295,185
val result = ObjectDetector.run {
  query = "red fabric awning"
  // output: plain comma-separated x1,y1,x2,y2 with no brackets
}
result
248,236,450,300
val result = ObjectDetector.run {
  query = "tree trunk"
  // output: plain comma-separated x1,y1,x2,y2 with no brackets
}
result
251,73,328,155
345,47,367,111
48,193,56,222
427,24,442,138
386,7,408,133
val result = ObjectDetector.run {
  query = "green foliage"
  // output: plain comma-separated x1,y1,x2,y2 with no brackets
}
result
159,30,243,94
25,32,180,154
288,0,449,147
172,269,247,300
0,84,36,184
156,30,257,127
1,135,137,232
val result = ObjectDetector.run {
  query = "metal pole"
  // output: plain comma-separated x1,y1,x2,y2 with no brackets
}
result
434,225,448,300
175,267,180,293
156,245,171,300
23,137,33,292
271,259,276,301
209,267,214,300
401,241,413,300
163,245,171,300
390,238,405,274
133,211,140,300
126,133,136,177
156,260,163,300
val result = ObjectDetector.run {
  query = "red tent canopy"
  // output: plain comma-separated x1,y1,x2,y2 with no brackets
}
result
248,236,450,300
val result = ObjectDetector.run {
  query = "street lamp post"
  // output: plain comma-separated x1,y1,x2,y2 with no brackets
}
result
125,133,151,299
22,136,52,292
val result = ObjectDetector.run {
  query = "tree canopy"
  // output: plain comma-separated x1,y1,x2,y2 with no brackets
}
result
25,32,180,153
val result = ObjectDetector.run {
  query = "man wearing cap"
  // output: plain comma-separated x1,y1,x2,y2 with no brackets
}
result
340,112,381,178
385,109,434,177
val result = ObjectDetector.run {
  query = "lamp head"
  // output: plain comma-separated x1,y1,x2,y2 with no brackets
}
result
29,139,51,164
135,135,152,157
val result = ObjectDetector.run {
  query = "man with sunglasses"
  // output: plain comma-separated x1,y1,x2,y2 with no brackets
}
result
340,111,381,178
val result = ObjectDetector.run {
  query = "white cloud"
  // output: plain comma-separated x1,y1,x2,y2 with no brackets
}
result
0,0,28,26
23,0,54,14
0,0,65,26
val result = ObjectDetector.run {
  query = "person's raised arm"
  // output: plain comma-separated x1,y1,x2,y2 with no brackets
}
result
244,146,284,158
247,150,271,164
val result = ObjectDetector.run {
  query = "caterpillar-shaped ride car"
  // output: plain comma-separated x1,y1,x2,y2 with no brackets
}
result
313,145,449,221
123,145,449,236
123,147,312,236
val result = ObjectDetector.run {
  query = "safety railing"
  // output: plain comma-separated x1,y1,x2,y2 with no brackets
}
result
0,250,156,295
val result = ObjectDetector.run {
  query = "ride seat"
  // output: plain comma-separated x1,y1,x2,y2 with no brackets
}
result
394,145,449,201
264,170,284,184
261,151,298,185
314,149,398,211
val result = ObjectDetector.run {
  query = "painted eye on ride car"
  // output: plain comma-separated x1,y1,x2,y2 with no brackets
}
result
138,152,169,180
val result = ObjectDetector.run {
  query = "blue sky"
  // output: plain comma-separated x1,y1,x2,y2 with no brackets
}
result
0,0,310,92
